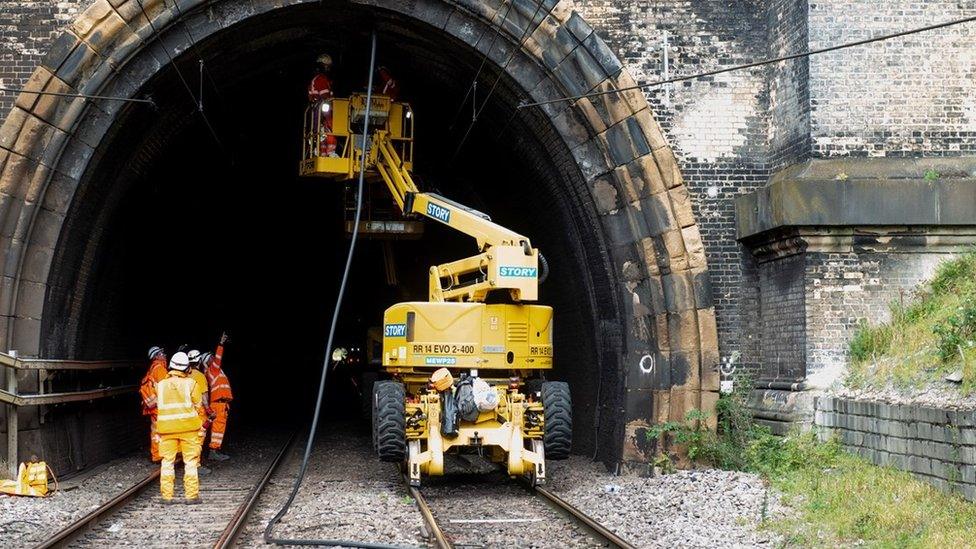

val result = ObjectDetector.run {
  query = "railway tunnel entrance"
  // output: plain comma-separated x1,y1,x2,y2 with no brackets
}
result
0,0,717,475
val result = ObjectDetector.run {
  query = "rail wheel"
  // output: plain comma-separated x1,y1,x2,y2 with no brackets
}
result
541,381,572,460
374,380,407,462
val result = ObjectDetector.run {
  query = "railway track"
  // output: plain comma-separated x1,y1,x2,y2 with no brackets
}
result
36,432,295,549
411,471,635,549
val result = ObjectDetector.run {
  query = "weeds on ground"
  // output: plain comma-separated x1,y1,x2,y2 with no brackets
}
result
846,250,976,394
646,386,976,547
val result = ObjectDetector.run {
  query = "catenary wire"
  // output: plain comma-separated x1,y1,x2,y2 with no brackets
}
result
449,0,556,165
134,0,227,153
517,14,976,109
262,30,409,549
446,0,515,132
0,87,154,104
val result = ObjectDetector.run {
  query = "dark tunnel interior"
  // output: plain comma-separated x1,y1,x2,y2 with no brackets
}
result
41,3,621,460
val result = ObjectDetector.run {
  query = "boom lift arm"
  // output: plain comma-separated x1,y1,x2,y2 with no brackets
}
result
369,129,542,303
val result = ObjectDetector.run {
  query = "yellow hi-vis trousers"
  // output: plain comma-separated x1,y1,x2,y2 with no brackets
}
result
159,431,202,500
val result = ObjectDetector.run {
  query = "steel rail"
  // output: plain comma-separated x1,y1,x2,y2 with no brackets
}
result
529,483,636,549
213,432,298,549
35,469,160,549
408,484,452,549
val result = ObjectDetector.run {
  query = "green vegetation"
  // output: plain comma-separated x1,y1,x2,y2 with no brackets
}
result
646,384,976,547
924,168,941,181
847,250,976,394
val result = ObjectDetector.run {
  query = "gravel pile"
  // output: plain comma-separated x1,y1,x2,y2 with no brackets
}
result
238,423,424,548
0,454,154,548
547,457,785,548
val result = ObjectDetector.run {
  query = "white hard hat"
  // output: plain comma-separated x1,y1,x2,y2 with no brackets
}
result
317,53,333,67
169,352,190,371
187,350,201,363
198,352,213,367
148,346,164,360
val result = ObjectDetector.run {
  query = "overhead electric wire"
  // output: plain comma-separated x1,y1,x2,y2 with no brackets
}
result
448,0,557,165
517,14,976,109
446,0,515,131
134,0,227,153
0,87,154,105
262,30,406,549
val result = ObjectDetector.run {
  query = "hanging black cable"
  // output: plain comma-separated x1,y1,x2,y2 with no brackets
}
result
517,14,976,109
262,30,407,549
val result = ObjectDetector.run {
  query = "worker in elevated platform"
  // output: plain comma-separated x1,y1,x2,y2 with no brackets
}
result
200,331,233,461
377,66,400,101
139,346,169,462
156,351,207,504
308,53,338,157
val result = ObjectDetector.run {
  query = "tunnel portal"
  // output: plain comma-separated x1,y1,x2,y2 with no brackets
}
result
0,0,716,473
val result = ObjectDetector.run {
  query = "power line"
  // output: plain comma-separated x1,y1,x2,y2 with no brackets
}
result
447,0,515,132
134,0,227,153
0,87,154,105
449,0,557,164
518,14,976,109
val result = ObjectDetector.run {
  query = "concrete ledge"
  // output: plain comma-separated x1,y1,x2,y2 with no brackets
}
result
737,158,976,239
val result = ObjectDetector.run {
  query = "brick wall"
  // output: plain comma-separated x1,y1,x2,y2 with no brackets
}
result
817,395,976,501
808,0,976,157
0,0,91,116
758,253,806,378
804,251,946,378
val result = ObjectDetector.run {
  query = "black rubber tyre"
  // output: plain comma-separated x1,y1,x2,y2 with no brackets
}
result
541,381,572,460
373,381,407,462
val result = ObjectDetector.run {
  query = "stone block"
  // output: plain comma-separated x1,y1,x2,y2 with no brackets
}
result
701,390,719,431
614,70,648,115
666,310,699,355
55,38,103,89
652,147,683,189
684,226,707,270
633,108,669,152
949,409,976,427
660,230,688,272
958,428,976,446
627,155,665,199
10,317,41,357
638,192,677,236
590,176,620,214
662,271,695,313
668,181,695,228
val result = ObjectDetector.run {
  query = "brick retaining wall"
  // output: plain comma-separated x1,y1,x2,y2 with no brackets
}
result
816,395,976,501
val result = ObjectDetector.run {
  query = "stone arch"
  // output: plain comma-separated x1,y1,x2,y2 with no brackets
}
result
0,0,717,463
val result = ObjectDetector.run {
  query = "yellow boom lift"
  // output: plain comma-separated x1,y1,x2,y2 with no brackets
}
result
301,92,571,486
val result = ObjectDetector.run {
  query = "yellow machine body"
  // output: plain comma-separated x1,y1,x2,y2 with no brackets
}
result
382,302,553,374
300,91,563,486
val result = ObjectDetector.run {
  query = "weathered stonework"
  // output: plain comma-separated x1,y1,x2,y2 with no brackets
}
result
739,158,976,432
817,396,976,501
0,0,717,470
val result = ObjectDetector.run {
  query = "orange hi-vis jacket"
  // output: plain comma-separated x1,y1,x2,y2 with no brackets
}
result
139,357,169,414
155,371,206,435
206,344,233,402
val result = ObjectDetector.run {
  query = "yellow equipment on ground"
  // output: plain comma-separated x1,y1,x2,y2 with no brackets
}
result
0,460,52,497
301,92,571,486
